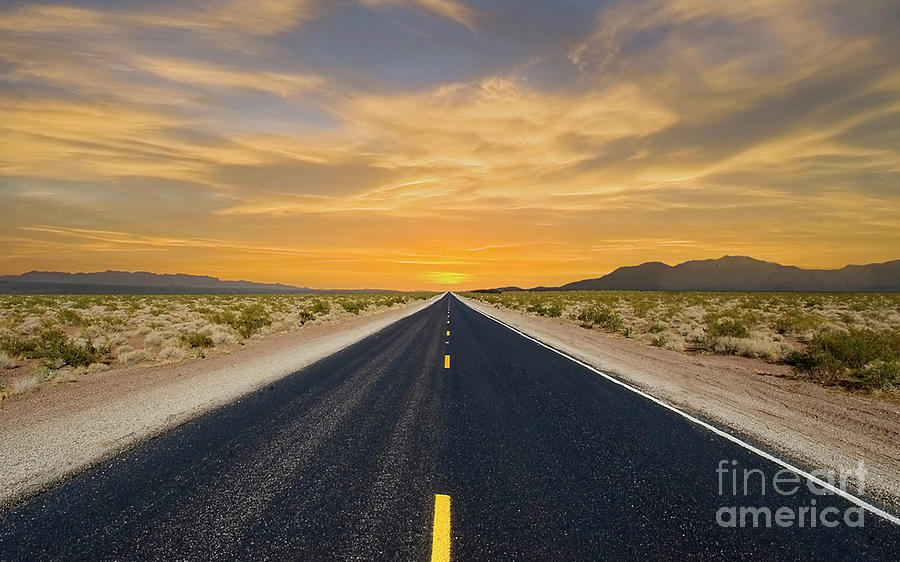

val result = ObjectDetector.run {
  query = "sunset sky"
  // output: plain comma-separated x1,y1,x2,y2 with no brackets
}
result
1,0,898,289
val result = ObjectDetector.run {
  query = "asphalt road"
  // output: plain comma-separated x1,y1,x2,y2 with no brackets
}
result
1,294,898,560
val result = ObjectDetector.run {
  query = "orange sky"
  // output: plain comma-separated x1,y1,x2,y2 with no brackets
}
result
1,0,898,290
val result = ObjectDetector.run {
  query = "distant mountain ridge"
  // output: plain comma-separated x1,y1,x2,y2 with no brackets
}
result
479,256,900,292
0,270,394,294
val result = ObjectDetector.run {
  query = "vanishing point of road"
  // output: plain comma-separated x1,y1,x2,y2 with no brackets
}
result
1,294,898,560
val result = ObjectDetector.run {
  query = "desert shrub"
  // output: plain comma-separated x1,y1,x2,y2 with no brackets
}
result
664,333,686,352
265,297,288,314
31,363,54,381
205,309,238,327
149,305,169,316
86,362,110,373
775,310,822,335
144,331,165,347
789,329,900,390
119,349,151,365
662,304,683,320
650,334,667,347
383,295,407,307
706,318,750,339
19,316,44,334
58,308,83,325
546,302,564,317
235,304,272,338
181,332,213,348
340,300,367,315
0,334,36,357
297,309,316,324
208,327,234,345
527,301,563,317
205,305,270,338
631,299,653,318
108,333,128,346
11,374,41,395
794,329,898,370
57,339,103,368
712,335,790,361
855,360,900,390
157,346,185,362
577,305,625,333
6,328,103,367
0,352,16,369
99,314,126,328
309,299,330,315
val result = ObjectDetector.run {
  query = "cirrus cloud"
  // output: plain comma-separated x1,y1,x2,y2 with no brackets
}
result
0,0,898,288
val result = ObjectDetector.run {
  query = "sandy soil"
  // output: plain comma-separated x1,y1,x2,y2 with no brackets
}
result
458,295,900,511
0,296,439,507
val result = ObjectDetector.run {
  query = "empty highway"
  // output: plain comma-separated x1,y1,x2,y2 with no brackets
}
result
1,294,897,560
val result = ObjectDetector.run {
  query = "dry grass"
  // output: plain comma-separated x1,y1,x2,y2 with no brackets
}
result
463,291,900,392
0,352,16,370
0,292,432,398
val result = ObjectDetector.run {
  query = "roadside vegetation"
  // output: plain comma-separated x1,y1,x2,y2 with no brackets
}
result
462,291,900,393
0,293,432,400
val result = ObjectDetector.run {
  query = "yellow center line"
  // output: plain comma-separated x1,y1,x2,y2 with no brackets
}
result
444,355,450,369
446,330,450,336
431,494,451,562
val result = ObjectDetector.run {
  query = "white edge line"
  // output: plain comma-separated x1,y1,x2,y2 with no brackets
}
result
453,294,900,526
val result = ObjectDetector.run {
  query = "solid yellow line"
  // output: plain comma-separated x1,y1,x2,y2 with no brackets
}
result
444,355,450,368
431,494,451,562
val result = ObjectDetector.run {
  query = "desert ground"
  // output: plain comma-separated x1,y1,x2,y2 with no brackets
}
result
462,291,900,393
0,292,433,401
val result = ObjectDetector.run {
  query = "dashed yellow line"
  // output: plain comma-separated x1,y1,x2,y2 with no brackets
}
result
444,355,450,369
431,494,451,562
446,330,450,336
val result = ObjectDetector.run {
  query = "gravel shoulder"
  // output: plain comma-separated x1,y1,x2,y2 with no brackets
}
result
0,295,439,507
458,294,900,511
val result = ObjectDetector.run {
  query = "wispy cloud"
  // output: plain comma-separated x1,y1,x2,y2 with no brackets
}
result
1,0,898,288
137,57,324,96
0,1,318,36
362,0,478,29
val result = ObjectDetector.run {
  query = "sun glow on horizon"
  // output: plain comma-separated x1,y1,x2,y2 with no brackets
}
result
425,271,473,285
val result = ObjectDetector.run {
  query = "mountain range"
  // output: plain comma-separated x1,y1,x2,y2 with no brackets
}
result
0,271,393,294
478,256,900,292
2,256,897,294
